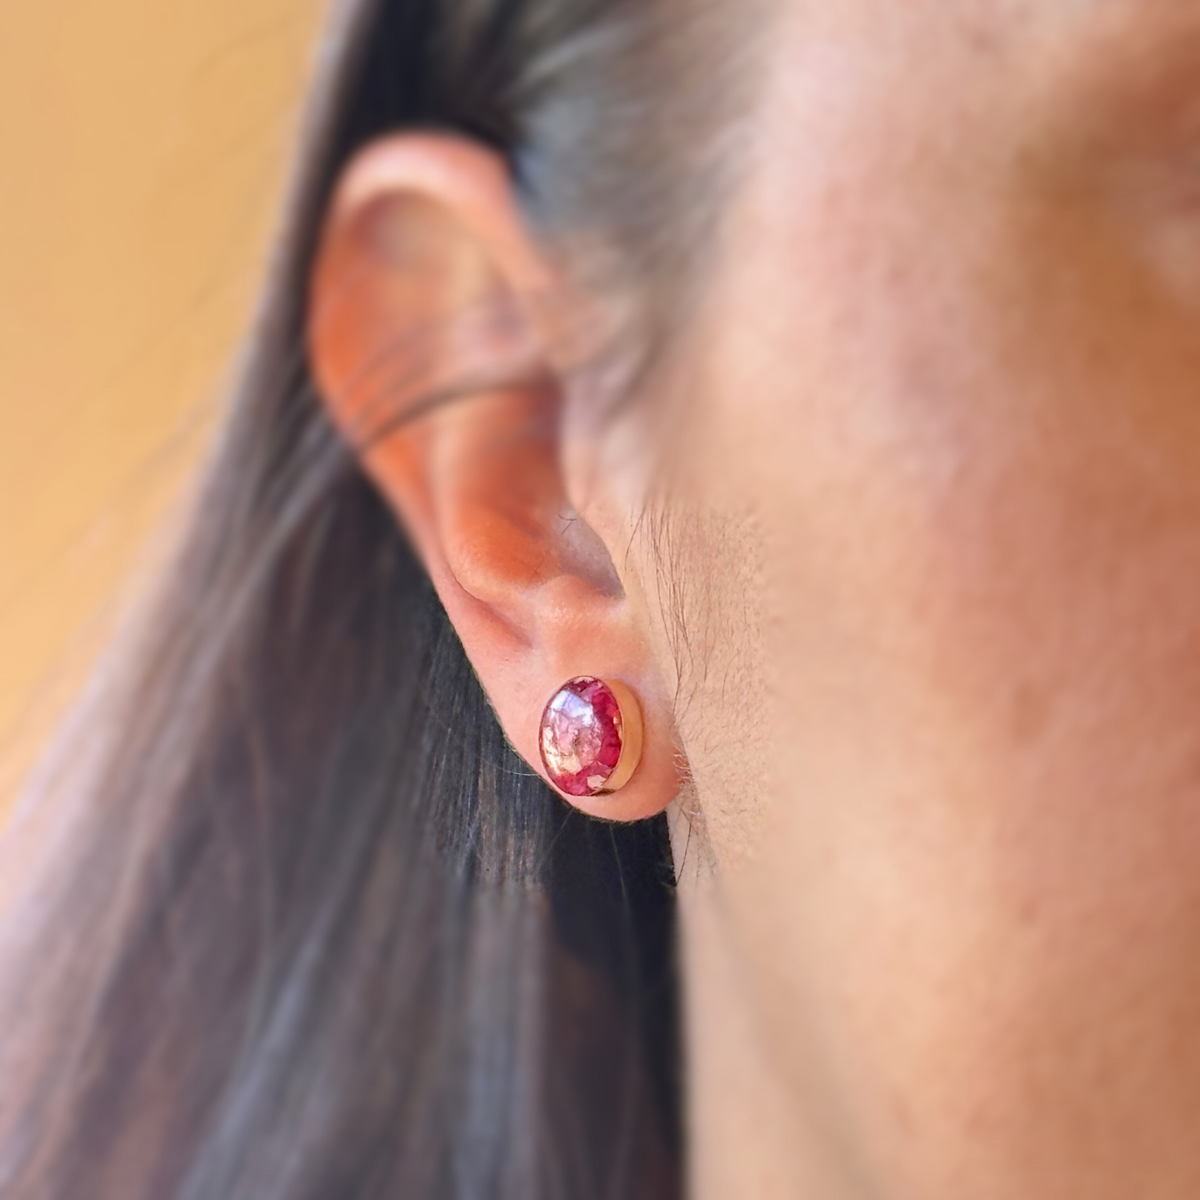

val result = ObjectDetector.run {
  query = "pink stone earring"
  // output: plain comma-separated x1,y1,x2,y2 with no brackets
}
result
538,677,644,798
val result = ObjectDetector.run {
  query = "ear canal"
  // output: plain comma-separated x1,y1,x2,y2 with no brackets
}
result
538,677,645,799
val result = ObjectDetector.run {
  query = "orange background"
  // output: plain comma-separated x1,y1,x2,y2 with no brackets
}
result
0,1,324,808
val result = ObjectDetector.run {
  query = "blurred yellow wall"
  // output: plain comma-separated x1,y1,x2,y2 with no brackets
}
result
0,0,325,810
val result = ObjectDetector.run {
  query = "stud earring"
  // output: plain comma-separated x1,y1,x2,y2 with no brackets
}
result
538,677,644,798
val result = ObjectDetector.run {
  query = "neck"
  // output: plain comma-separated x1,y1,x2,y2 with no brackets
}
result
670,806,850,1200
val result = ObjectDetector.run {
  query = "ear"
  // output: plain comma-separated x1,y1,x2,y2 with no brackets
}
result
307,133,682,821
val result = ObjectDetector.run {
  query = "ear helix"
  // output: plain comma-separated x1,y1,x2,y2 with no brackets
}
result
538,677,645,799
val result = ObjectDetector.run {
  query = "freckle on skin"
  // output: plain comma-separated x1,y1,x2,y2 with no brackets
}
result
1009,678,1053,744
1016,893,1043,930
894,1090,917,1140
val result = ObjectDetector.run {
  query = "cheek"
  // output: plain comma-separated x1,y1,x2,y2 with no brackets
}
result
689,24,1200,1195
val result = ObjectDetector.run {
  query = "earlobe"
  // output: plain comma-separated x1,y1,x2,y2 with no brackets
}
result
306,133,683,821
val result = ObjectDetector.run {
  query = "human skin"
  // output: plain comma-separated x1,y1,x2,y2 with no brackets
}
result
310,1,1200,1196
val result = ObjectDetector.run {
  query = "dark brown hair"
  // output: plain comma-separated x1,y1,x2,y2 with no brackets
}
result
0,2,749,1196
